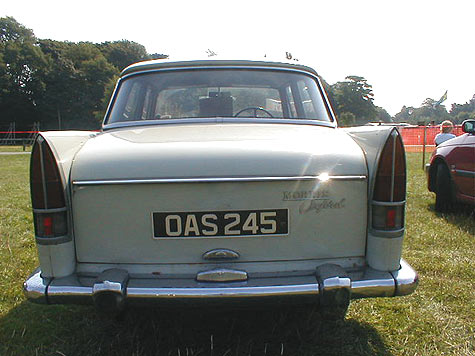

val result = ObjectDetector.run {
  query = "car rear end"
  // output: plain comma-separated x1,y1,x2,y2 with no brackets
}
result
24,59,418,315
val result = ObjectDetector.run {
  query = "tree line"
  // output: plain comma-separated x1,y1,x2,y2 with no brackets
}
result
1,17,474,131
0,17,166,131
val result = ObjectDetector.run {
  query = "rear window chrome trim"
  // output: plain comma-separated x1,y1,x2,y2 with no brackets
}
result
73,175,367,186
119,65,320,82
103,65,337,128
102,118,337,131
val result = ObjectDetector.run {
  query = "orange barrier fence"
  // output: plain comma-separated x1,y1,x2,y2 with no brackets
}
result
399,125,463,153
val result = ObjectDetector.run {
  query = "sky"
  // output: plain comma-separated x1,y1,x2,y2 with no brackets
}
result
2,0,474,115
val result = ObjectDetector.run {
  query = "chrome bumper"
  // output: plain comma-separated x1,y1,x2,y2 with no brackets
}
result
24,259,418,308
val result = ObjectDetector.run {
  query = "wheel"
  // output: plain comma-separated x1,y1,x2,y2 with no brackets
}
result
435,164,454,212
234,107,274,118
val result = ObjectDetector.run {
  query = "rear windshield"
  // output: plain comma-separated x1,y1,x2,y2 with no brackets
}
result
106,69,332,124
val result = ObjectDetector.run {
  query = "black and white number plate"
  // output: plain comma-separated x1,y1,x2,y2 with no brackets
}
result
153,209,288,238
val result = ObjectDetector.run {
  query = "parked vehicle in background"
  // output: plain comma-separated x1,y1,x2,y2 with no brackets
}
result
427,119,475,212
23,57,418,319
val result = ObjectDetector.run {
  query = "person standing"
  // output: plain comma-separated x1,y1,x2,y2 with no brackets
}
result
434,120,456,146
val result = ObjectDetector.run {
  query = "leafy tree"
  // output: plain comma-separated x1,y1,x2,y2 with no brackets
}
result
330,75,377,125
0,16,35,43
37,40,117,129
449,94,475,124
98,40,148,71
375,106,392,123
394,96,451,125
453,111,475,124
338,112,356,127
0,17,172,130
394,105,415,123
412,97,449,125
450,94,475,116
149,53,169,60
0,17,48,129
94,74,119,122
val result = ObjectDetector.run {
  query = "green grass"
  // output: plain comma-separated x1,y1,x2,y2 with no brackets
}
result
0,153,473,356
0,145,32,152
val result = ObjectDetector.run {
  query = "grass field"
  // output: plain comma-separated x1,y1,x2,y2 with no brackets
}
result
0,145,31,152
0,151,473,356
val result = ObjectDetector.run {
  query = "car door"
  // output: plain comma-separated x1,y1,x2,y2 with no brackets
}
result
449,133,475,198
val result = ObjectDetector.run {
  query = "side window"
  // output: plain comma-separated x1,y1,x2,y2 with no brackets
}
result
117,80,153,121
285,85,297,118
141,87,153,120
123,82,141,120
297,80,316,118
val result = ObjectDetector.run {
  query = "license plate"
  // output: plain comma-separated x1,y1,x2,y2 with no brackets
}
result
153,209,288,238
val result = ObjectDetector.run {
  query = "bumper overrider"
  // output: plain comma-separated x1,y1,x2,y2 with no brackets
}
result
24,259,418,311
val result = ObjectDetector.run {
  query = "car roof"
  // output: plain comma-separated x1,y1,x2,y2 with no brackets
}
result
120,56,320,78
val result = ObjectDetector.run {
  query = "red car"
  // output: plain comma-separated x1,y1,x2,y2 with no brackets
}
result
427,119,475,212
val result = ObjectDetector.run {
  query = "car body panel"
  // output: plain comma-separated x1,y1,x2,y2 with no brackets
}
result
71,124,365,181
428,131,475,205
70,123,368,267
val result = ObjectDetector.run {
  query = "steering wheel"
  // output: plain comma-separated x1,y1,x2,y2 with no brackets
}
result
234,107,274,118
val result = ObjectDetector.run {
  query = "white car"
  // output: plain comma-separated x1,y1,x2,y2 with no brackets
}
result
24,58,418,317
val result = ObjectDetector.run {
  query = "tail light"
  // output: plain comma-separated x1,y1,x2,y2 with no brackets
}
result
372,129,406,232
30,136,68,240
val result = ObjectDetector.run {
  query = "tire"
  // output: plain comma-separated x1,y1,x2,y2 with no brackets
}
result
435,164,454,213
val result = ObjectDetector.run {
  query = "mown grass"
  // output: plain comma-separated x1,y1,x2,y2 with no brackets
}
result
0,145,32,152
0,153,473,356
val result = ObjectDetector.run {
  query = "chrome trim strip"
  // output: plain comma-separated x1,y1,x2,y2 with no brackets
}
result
103,118,337,131
350,274,395,299
196,268,248,282
33,207,68,213
24,259,418,305
371,200,406,207
120,64,320,80
454,169,475,178
390,131,397,202
369,227,405,239
391,259,419,296
37,137,49,209
127,283,319,299
73,175,367,186
203,249,240,261
23,267,50,304
35,235,71,246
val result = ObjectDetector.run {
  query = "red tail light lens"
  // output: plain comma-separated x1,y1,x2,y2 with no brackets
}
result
372,129,406,232
386,209,396,228
43,216,53,236
34,211,68,237
31,137,65,209
373,130,406,202
30,136,68,239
